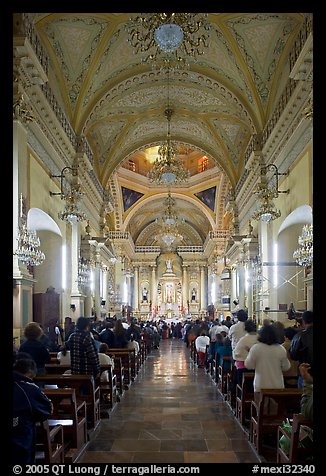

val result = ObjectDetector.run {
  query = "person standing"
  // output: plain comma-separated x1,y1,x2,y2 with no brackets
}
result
229,309,248,353
289,310,313,388
68,317,100,378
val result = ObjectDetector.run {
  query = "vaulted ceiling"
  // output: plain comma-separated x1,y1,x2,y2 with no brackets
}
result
33,13,305,245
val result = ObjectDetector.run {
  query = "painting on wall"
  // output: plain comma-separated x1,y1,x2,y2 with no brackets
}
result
194,186,216,211
121,186,144,212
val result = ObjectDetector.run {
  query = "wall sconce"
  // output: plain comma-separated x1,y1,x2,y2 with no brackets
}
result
252,164,289,222
70,304,76,311
50,166,87,224
50,166,78,198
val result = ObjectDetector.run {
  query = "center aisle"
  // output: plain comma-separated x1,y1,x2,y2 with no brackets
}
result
80,339,259,463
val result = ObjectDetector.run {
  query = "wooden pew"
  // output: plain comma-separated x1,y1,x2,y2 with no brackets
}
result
217,355,232,393
35,421,64,464
44,388,87,458
96,365,118,412
44,363,118,415
226,364,237,409
107,349,133,386
277,413,313,463
236,371,255,427
111,356,125,397
34,374,101,435
250,388,302,456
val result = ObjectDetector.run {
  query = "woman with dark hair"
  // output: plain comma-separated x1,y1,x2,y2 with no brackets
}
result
19,323,51,375
244,325,290,399
113,319,128,348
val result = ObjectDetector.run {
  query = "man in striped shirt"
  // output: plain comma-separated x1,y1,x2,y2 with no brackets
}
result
68,317,100,378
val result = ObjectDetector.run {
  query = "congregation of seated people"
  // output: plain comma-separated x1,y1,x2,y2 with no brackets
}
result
12,310,313,464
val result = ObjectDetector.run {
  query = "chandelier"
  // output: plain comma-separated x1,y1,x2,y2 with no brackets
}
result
126,13,210,70
293,224,313,267
50,167,87,224
14,223,45,266
252,164,288,222
147,105,190,184
155,192,183,248
58,184,87,224
251,186,281,222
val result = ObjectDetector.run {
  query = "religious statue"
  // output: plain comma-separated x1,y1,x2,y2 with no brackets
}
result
191,288,196,302
165,258,173,273
142,287,148,302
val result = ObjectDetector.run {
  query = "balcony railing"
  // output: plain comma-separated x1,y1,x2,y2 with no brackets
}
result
135,246,161,253
176,246,204,253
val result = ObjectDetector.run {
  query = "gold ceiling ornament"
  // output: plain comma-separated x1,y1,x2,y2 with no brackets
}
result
293,224,313,267
126,13,210,70
50,166,87,224
252,164,289,223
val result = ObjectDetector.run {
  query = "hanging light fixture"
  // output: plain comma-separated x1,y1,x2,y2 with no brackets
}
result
147,71,190,185
14,194,45,266
293,224,313,267
252,164,289,222
126,13,210,70
14,223,45,266
50,166,87,224
155,191,183,248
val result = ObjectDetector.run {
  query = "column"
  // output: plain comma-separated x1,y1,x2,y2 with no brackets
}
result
182,265,188,311
200,266,207,312
13,118,36,336
133,265,139,311
151,265,157,308
246,260,253,318
70,222,85,317
238,261,245,309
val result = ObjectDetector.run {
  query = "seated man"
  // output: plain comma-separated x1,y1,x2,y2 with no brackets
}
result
13,358,53,464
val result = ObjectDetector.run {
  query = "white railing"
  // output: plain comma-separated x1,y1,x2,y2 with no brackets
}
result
135,246,161,253
176,246,204,253
108,231,131,240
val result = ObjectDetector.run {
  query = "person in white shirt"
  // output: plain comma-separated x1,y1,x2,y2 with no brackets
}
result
57,345,71,365
128,335,140,355
229,309,248,352
195,331,210,368
244,325,290,400
233,319,258,385
98,343,115,382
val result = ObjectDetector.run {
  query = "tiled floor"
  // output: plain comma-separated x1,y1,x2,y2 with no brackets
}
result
80,339,259,463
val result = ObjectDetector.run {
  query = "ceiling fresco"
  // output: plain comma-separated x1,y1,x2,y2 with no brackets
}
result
33,12,305,244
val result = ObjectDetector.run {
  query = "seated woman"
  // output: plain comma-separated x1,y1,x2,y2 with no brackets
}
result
244,325,291,403
128,334,140,355
57,344,71,365
19,323,51,375
215,334,233,372
98,343,115,382
233,319,258,385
